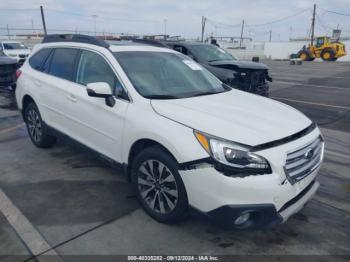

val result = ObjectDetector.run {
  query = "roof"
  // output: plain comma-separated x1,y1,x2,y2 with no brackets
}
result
162,41,208,47
34,41,175,54
109,45,174,53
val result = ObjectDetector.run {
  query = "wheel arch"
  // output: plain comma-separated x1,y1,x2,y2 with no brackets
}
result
126,138,179,182
21,95,36,119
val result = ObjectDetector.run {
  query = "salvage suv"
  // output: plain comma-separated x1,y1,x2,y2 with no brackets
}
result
16,35,324,230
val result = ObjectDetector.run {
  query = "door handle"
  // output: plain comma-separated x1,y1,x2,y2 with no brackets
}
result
66,94,77,103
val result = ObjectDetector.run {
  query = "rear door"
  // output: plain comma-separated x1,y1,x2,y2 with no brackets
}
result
62,49,129,162
38,47,80,134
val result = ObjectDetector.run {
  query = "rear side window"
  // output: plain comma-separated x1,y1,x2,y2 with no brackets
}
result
49,48,79,81
29,48,52,70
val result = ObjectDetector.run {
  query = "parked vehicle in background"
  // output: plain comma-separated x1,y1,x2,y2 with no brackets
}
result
298,36,347,61
162,41,272,97
0,49,17,89
0,41,31,66
16,35,323,230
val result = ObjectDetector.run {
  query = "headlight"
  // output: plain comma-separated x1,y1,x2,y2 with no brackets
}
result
8,54,17,57
194,130,271,174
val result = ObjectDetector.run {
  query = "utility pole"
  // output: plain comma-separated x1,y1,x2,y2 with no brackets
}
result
201,16,206,42
92,14,97,36
163,19,167,39
310,4,316,45
239,19,245,48
31,19,34,34
269,30,272,42
40,6,47,36
6,24,10,39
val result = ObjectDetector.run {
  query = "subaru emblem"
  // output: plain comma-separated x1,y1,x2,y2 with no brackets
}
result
304,148,314,159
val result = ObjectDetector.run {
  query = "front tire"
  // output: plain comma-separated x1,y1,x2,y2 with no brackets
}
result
131,146,188,223
298,50,313,61
24,102,56,148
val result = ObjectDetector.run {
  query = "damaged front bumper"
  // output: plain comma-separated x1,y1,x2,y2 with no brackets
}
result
179,161,320,230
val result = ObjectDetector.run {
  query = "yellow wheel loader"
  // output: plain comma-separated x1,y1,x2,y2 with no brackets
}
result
298,36,346,62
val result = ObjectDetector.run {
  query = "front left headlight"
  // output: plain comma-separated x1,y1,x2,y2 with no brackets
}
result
194,130,271,174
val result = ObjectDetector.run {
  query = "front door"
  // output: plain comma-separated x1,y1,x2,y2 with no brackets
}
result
63,49,129,162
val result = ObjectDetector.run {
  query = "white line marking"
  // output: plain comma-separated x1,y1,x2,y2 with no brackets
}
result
325,150,350,161
0,189,62,260
271,96,350,110
271,72,350,80
0,123,25,135
272,80,350,91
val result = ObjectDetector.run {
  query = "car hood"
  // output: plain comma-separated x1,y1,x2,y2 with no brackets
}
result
151,90,311,147
209,60,269,70
0,56,17,64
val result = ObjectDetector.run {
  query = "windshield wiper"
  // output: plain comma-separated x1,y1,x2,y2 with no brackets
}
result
191,90,223,97
208,59,223,62
144,94,180,100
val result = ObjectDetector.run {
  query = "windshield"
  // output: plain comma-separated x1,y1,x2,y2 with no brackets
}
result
3,42,27,50
0,50,5,56
190,44,236,62
114,51,230,99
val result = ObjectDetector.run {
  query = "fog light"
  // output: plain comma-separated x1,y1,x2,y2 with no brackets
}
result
234,212,250,225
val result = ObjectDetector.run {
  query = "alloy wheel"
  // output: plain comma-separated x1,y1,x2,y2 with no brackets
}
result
137,160,178,214
27,109,42,143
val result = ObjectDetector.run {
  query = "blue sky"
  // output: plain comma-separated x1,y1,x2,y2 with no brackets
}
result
0,0,350,41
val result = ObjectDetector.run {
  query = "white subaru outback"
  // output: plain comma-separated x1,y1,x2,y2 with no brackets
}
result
15,35,324,230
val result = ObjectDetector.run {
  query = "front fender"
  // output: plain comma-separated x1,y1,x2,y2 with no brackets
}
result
122,104,208,165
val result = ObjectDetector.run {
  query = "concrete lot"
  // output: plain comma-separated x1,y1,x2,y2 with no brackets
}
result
0,61,349,261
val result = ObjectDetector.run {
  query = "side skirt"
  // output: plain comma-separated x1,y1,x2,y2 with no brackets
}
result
46,125,129,180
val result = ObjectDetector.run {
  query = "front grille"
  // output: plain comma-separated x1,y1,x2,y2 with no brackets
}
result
284,136,323,184
229,69,268,95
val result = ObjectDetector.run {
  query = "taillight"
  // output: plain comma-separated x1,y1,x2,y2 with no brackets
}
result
16,70,22,79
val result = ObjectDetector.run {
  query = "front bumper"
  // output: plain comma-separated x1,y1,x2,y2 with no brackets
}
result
202,180,319,230
179,127,323,230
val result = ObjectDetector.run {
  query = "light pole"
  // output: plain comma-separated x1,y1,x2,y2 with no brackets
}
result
163,19,167,39
92,14,97,36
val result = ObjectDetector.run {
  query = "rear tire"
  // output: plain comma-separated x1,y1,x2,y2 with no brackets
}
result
131,146,189,223
24,102,56,148
321,49,336,61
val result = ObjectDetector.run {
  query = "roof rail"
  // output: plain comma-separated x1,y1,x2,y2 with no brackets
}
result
42,34,110,48
131,39,169,48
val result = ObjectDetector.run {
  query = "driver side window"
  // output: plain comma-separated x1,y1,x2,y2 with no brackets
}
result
316,38,324,48
76,50,126,99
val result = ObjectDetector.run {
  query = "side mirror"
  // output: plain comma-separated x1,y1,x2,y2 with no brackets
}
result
188,54,197,61
86,82,115,107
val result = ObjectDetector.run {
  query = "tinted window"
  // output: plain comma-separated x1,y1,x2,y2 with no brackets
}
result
29,48,52,70
49,48,79,81
42,51,53,73
76,50,123,96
